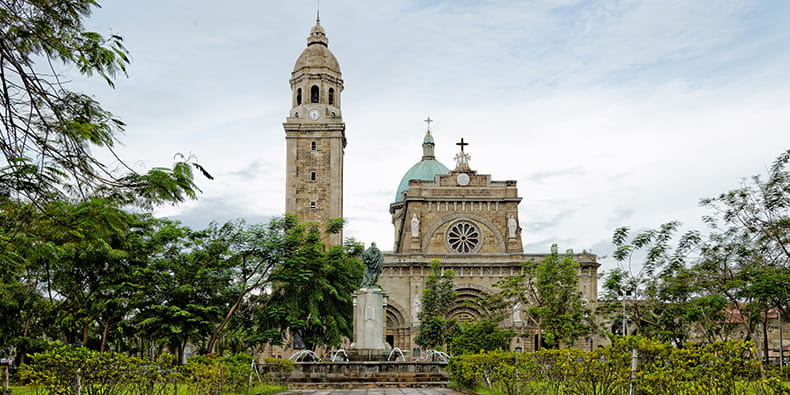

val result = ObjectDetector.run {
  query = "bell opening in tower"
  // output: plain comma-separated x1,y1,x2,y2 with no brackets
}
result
311,85,319,103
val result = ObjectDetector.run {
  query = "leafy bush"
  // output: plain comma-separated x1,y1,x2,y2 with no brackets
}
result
17,345,267,395
181,353,256,394
449,337,786,395
18,344,173,395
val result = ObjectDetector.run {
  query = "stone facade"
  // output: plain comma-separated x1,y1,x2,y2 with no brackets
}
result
380,144,599,353
281,20,600,356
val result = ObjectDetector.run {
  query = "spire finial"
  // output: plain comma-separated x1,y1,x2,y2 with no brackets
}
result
424,115,433,131
421,118,436,160
316,0,321,24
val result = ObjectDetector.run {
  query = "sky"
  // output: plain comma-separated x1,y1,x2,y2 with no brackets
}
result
77,0,790,274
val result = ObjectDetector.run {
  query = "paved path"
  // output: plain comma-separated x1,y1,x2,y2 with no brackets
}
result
279,389,465,394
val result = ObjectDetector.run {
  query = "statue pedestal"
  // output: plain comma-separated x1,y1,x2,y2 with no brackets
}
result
348,287,391,361
409,236,421,252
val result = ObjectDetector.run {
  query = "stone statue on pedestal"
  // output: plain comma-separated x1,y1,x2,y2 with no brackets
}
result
361,242,384,288
348,242,391,360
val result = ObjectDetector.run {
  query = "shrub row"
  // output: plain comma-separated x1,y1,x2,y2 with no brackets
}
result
448,337,786,395
17,345,293,395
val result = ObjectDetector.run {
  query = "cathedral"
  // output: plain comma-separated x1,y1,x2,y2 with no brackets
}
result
283,19,600,354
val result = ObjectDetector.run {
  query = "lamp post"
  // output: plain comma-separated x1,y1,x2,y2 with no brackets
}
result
622,291,627,337
776,309,785,372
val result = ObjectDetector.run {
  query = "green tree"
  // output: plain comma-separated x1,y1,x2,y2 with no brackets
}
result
203,220,285,353
606,150,789,353
262,216,363,351
492,245,592,349
42,199,140,348
0,196,164,362
608,221,701,345
131,219,231,362
696,149,789,359
414,259,458,350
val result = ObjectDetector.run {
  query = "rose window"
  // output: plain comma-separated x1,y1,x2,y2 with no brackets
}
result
447,221,481,253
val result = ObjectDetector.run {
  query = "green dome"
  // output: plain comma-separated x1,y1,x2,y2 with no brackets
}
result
395,130,449,201
395,160,449,201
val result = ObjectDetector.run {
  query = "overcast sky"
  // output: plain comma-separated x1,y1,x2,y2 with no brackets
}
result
78,1,789,274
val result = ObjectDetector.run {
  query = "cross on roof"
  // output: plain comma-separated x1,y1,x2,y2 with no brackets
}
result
424,116,433,130
456,138,469,153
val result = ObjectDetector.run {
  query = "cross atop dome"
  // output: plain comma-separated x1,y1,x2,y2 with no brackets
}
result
424,116,434,131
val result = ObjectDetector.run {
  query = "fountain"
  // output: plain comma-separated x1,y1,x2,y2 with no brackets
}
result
329,349,348,362
284,243,450,388
421,349,451,362
289,350,322,362
387,347,406,361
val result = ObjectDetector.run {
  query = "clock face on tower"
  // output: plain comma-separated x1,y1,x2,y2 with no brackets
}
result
309,109,321,120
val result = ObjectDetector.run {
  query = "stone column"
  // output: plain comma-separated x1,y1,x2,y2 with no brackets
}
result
348,287,391,361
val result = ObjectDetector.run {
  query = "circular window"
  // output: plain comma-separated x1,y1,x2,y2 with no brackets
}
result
446,220,481,254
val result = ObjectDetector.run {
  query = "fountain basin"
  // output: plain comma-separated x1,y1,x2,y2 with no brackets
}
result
284,361,450,389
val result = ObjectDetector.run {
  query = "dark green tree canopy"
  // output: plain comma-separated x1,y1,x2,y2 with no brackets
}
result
414,259,458,350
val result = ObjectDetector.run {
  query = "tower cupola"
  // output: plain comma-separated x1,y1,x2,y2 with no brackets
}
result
288,19,343,123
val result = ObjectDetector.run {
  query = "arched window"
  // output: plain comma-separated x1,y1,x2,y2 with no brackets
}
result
296,88,302,105
310,85,319,103
328,88,335,105
310,171,316,181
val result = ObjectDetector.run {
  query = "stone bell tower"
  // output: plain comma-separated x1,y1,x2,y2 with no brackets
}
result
284,17,346,246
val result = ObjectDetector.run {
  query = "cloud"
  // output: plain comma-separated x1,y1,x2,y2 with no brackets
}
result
526,168,585,184
161,196,275,230
75,1,790,279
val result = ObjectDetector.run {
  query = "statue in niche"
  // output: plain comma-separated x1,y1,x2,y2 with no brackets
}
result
513,301,522,322
411,214,420,238
412,294,422,322
361,242,384,288
507,214,517,238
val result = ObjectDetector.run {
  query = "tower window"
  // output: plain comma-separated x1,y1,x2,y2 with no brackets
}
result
309,200,317,210
310,85,319,103
296,88,302,105
310,171,316,181
311,141,317,150
328,88,335,105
